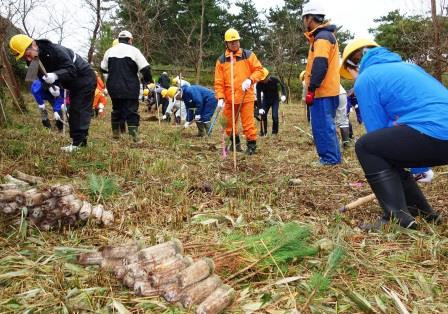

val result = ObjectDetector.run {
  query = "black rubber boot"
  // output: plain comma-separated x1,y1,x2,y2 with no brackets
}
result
228,135,243,152
246,140,257,155
42,119,52,129
112,122,120,139
196,122,206,137
366,169,417,229
340,127,351,149
120,122,127,134
399,170,442,223
204,122,211,135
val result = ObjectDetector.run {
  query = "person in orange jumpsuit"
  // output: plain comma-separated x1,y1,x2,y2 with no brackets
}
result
214,28,264,155
92,72,107,118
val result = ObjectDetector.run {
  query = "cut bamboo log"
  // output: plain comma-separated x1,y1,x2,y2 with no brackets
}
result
177,258,215,289
134,281,161,297
162,283,183,303
16,188,37,205
91,204,105,222
0,183,20,190
195,285,235,314
58,194,83,215
122,267,148,288
101,210,114,225
29,206,44,220
61,214,78,226
100,244,139,259
25,190,51,207
138,239,183,268
77,252,104,265
1,202,19,214
150,255,193,287
38,218,58,231
100,258,125,271
4,175,30,188
78,201,92,220
41,197,58,211
180,275,222,308
0,189,23,202
12,170,43,185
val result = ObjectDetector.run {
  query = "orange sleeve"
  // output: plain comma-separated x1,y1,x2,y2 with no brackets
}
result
214,60,225,99
247,53,264,83
313,39,331,58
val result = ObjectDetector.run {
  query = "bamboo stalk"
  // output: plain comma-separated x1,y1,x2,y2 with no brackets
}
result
12,170,43,185
195,285,235,314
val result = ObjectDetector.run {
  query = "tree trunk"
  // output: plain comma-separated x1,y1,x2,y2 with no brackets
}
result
195,0,205,84
87,0,101,64
431,0,442,81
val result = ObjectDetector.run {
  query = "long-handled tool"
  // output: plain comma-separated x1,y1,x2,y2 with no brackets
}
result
207,107,221,136
230,52,237,170
339,193,375,213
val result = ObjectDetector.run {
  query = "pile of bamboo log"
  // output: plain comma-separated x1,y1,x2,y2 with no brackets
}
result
0,171,114,230
77,239,235,314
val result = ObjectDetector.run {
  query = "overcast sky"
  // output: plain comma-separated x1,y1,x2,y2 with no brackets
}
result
12,0,442,56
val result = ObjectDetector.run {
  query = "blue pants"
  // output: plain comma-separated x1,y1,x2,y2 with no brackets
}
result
310,96,341,165
261,98,279,134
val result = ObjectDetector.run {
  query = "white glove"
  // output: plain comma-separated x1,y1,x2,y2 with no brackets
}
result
103,89,108,96
54,111,61,121
98,103,105,110
49,85,60,97
194,114,201,121
414,169,434,183
43,73,58,84
184,121,191,128
241,78,252,91
61,103,66,111
162,114,167,120
217,99,224,108
38,104,45,110
281,95,286,102
259,108,265,115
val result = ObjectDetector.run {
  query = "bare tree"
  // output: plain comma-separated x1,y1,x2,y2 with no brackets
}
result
195,0,205,83
1,0,44,37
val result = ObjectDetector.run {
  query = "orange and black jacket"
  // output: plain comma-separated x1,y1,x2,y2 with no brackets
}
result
304,23,340,98
214,48,264,104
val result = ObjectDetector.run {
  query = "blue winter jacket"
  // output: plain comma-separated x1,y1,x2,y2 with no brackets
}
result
355,47,448,140
31,79,65,111
181,85,217,122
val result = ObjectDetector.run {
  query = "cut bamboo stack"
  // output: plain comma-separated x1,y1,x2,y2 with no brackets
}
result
0,171,114,230
77,239,235,314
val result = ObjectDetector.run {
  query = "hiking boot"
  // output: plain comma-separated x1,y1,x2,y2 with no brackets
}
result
228,135,243,152
366,169,418,229
246,140,257,155
204,122,211,136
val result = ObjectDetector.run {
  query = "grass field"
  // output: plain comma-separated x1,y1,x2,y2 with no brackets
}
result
0,98,447,313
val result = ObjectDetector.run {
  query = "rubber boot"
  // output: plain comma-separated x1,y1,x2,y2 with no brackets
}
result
246,140,257,155
196,121,206,137
128,126,143,145
55,120,64,132
365,169,417,229
120,122,127,134
203,122,211,135
42,119,51,129
399,170,441,223
229,135,243,152
175,116,181,125
112,122,120,139
340,127,351,149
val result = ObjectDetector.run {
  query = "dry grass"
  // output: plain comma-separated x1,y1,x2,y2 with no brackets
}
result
0,97,447,313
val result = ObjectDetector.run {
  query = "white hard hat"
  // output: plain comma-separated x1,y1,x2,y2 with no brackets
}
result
118,30,133,39
302,2,325,17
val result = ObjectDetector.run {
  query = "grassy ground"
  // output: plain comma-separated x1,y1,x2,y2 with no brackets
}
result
0,98,447,313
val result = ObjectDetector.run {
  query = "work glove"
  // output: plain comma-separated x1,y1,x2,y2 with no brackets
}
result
241,78,252,91
217,99,224,108
305,90,315,106
49,85,60,97
259,108,265,115
54,111,61,121
194,114,201,121
162,114,167,120
43,73,58,84
281,95,286,102
61,103,67,112
103,89,108,96
414,169,434,183
183,121,191,129
38,104,45,110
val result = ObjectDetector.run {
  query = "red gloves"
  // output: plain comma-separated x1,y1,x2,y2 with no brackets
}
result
305,91,315,106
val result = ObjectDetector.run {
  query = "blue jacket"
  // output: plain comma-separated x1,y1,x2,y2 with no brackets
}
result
31,79,64,111
354,47,448,140
181,85,217,122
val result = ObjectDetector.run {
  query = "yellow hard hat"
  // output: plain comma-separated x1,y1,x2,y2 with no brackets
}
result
261,68,269,80
143,88,149,96
172,77,179,85
9,34,33,60
161,89,168,98
224,28,241,42
166,86,179,99
112,39,119,47
340,38,379,80
299,70,306,81
147,83,156,90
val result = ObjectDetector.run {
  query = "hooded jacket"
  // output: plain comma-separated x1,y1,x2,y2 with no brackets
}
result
355,47,448,140
304,23,340,98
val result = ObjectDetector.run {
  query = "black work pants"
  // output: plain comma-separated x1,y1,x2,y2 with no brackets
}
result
68,72,96,146
111,98,140,127
161,98,169,115
355,125,448,174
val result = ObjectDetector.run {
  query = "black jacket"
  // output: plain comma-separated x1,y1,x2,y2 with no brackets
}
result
36,39,95,91
158,74,170,89
256,76,286,104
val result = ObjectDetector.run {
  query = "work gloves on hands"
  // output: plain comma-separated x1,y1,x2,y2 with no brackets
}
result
183,121,191,129
281,95,286,102
49,85,60,97
54,111,61,121
241,78,252,91
38,104,45,110
43,73,58,84
217,99,224,109
103,89,108,96
194,115,201,121
305,90,315,106
258,108,265,115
